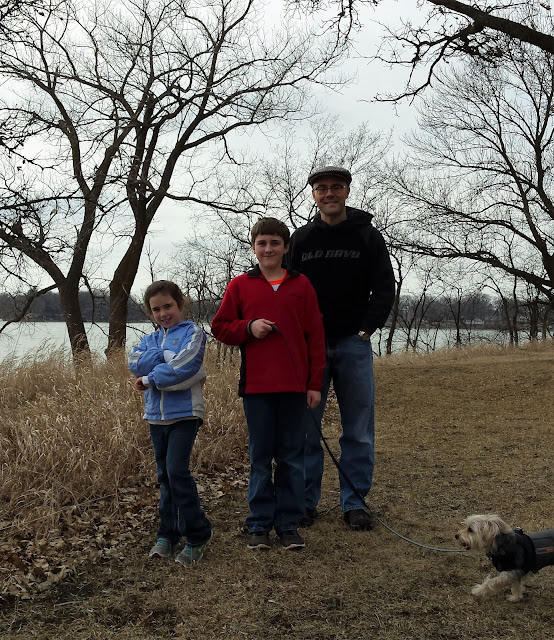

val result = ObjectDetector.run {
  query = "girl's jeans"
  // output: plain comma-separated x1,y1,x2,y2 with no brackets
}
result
149,419,211,547
243,392,307,534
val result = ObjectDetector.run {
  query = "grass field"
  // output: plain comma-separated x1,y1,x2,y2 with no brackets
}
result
1,341,553,639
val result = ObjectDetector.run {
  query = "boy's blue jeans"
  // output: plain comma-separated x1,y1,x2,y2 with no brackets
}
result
149,419,212,547
243,392,306,534
304,334,375,513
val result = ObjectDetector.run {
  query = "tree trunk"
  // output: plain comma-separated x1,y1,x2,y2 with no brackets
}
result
107,226,149,357
385,277,402,356
529,298,539,342
542,304,550,341
511,288,519,346
58,282,90,359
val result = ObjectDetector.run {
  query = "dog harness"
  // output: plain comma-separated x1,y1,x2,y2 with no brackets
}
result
488,528,554,574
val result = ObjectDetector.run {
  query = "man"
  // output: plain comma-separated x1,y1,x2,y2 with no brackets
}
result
288,166,395,531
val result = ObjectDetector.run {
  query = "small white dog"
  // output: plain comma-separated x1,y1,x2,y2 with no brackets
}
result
456,514,554,602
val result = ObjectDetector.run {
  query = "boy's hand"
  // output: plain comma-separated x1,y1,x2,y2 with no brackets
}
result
135,377,147,391
250,318,276,339
307,390,321,409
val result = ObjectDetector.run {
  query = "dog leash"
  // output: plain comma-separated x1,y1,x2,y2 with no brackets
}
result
315,417,467,553
272,323,467,554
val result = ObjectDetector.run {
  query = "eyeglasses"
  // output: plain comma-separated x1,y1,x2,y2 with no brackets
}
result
313,184,348,194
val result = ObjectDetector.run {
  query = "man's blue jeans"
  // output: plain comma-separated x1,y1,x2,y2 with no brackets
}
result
149,419,212,547
304,334,375,513
243,393,306,534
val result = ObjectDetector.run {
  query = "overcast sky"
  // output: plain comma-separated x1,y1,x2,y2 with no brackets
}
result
1,0,424,297
311,0,421,133
118,0,423,295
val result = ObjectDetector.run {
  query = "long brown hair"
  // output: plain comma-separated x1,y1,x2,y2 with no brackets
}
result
143,280,186,317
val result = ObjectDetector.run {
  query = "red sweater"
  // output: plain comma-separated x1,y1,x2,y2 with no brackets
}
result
211,267,326,396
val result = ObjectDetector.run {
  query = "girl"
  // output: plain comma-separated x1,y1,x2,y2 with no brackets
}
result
128,280,212,564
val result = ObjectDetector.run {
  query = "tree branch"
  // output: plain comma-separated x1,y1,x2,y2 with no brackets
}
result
428,1,554,55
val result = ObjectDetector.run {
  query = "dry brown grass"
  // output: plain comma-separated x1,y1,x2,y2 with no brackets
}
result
0,346,245,536
195,346,246,472
0,349,151,532
0,345,246,600
1,340,554,639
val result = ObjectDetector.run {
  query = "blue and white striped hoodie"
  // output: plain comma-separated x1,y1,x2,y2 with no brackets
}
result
128,321,206,422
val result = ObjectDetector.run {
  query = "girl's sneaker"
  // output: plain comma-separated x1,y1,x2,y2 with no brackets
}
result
175,531,213,565
149,539,172,558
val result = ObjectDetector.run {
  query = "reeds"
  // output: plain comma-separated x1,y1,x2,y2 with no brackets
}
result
4,339,552,538
3,338,552,600
0,344,245,539
195,345,247,471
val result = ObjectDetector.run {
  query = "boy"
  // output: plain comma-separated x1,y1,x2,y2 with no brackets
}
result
211,217,325,550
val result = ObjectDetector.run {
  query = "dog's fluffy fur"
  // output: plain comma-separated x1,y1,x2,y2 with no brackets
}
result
456,514,527,602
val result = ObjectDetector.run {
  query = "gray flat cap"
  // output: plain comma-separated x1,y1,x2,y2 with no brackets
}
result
307,166,352,186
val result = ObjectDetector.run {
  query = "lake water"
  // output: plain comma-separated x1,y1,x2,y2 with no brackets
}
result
0,322,153,361
0,321,519,362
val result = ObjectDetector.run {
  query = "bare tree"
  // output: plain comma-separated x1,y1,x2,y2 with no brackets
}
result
290,1,554,100
166,231,249,326
164,118,391,311
436,262,490,346
395,264,441,352
185,116,390,229
423,1,554,54
0,0,346,358
0,0,42,32
371,194,418,355
387,36,554,306
376,2,554,100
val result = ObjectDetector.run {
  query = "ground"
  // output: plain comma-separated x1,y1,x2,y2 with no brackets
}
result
1,343,554,639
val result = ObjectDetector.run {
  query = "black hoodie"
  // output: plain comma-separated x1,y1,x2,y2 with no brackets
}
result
288,207,395,339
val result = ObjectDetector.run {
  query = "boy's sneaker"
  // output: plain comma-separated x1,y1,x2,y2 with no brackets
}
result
247,531,271,550
278,530,305,550
175,531,213,565
149,539,172,558
344,509,373,531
